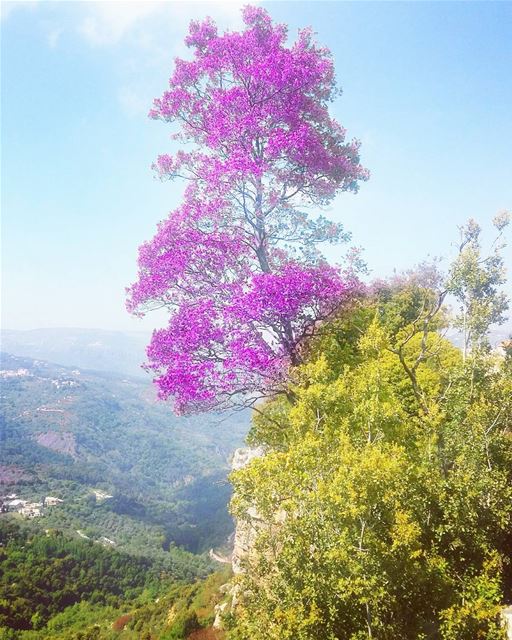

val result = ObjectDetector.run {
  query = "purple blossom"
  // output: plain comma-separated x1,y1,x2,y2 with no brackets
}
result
128,6,367,413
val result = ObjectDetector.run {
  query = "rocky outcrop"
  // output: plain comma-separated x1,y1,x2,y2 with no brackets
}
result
230,446,265,575
213,601,228,629
231,446,265,471
211,447,265,630
503,606,512,639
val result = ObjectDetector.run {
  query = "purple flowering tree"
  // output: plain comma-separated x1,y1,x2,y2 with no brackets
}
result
127,6,368,414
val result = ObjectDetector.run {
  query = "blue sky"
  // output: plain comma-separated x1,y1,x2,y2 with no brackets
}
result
2,1,511,331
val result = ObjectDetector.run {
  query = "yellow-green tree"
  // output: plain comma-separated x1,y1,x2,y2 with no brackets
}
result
228,218,512,639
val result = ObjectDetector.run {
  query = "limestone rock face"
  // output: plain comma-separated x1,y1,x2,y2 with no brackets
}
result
503,606,512,639
214,446,270,630
213,601,228,629
231,446,265,471
230,447,265,575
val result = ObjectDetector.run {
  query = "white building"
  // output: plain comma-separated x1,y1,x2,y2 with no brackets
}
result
20,503,42,518
7,499,26,512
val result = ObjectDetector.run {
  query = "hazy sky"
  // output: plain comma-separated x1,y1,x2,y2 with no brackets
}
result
2,1,511,332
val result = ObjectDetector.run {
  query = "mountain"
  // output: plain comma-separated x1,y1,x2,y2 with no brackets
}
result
0,350,249,558
0,328,151,379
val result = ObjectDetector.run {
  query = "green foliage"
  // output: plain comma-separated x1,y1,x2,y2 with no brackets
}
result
439,554,505,640
228,227,512,639
0,519,230,639
447,214,510,360
0,519,173,631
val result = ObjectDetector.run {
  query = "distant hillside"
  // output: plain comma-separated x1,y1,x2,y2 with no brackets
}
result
0,328,151,378
0,352,249,557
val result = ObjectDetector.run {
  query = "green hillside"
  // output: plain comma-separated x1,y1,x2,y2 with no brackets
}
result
0,352,248,556
0,518,228,640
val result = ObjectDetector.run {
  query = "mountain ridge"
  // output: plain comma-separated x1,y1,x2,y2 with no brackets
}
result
1,328,152,379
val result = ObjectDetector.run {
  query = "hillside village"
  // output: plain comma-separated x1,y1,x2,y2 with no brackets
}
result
0,488,116,519
0,493,64,518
